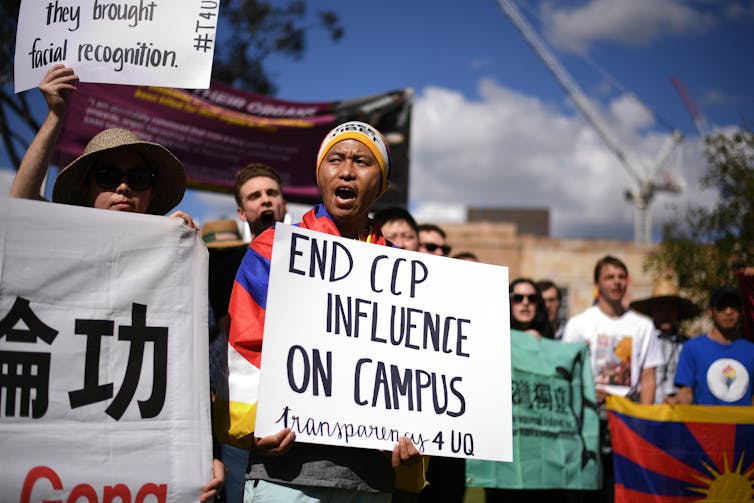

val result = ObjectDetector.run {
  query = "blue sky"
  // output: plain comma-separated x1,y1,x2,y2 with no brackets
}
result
2,0,752,241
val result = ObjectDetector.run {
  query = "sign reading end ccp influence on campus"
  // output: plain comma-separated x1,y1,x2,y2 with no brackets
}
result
255,224,514,462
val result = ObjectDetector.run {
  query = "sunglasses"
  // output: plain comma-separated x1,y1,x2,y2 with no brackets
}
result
510,293,540,304
422,243,451,255
712,301,741,312
91,165,155,191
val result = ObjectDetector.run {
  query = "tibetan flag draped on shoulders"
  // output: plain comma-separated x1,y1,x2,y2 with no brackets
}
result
607,395,754,502
213,205,350,447
466,329,601,490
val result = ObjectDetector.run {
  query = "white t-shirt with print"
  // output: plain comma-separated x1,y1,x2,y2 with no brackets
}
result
563,305,663,397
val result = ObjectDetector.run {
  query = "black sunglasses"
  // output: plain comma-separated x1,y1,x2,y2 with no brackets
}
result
510,293,540,304
712,301,741,312
422,243,451,255
91,165,155,191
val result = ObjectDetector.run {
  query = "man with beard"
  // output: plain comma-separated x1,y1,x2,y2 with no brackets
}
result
210,163,288,503
234,163,288,241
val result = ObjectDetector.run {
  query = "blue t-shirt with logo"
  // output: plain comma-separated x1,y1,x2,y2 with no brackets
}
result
674,334,754,405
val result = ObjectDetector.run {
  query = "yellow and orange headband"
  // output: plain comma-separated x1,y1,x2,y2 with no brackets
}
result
316,121,391,196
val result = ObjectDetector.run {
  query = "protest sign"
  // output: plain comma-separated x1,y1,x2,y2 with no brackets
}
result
253,224,513,462
50,81,413,208
14,0,220,93
607,395,754,502
466,330,601,490
0,197,212,501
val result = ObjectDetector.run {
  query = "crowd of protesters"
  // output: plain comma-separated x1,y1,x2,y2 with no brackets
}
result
6,63,754,503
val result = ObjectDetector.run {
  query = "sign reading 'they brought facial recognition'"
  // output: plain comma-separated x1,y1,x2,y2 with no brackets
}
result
14,0,220,93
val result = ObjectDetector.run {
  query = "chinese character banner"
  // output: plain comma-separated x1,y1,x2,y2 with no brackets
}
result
0,197,212,501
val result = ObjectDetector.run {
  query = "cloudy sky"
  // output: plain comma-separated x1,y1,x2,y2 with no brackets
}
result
2,0,752,241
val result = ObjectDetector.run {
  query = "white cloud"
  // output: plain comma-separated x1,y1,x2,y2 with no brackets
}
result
409,79,717,240
539,0,717,53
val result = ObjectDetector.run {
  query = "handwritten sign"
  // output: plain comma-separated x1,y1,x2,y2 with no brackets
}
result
14,0,220,93
255,224,513,462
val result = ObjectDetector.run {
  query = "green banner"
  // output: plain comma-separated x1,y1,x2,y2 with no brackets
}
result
466,330,601,489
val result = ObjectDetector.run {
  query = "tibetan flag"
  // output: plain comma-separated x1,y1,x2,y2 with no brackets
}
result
607,395,754,502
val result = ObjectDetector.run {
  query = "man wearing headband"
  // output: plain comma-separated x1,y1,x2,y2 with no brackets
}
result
223,121,422,502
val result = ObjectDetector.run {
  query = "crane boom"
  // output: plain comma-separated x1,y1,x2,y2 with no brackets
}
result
671,76,708,138
495,0,684,243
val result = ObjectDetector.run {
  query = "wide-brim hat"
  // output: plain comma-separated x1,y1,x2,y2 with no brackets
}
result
201,219,248,249
629,276,700,320
52,128,187,215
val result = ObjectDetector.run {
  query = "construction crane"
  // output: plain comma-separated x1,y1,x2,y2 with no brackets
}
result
496,0,685,243
671,76,709,138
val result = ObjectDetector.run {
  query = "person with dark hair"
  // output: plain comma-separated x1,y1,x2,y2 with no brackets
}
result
224,121,422,502
208,164,287,503
666,285,754,406
418,223,451,256
453,251,479,262
373,206,420,251
415,224,462,503
509,278,554,339
562,255,662,502
536,279,564,339
233,163,287,241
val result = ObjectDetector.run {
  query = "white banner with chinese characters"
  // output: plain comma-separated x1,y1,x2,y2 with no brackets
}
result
14,0,220,93
255,224,514,462
0,197,212,501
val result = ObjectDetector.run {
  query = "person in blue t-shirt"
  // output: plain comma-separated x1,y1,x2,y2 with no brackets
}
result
667,285,754,406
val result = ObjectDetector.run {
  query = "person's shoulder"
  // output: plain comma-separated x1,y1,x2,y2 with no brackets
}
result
683,334,709,348
571,305,598,319
249,226,276,258
734,337,754,350
623,309,655,328
561,308,593,339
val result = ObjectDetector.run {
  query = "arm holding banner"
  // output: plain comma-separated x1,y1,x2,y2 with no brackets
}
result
200,459,226,502
638,366,656,404
10,64,77,200
665,386,693,405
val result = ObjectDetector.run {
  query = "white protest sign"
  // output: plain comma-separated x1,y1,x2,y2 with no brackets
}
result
0,197,212,501
255,224,513,462
14,0,220,93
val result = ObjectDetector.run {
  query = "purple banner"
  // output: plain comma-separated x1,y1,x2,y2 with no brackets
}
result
53,81,412,206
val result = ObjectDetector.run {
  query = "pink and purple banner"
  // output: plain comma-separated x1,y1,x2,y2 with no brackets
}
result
53,81,412,206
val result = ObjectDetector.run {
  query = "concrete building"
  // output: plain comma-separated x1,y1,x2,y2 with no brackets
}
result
438,212,658,320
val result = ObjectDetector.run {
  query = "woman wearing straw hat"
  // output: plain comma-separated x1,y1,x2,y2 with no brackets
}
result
629,275,700,404
10,64,197,229
10,65,223,501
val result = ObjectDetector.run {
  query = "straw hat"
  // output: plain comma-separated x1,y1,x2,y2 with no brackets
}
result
201,219,248,249
629,276,700,320
52,128,187,215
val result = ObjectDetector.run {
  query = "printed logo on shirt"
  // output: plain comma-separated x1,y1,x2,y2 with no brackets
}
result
705,358,750,403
